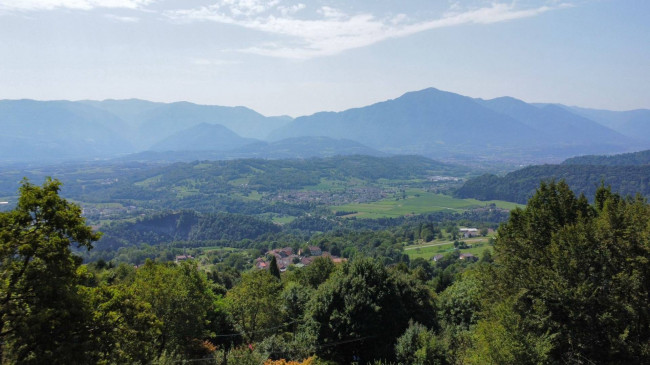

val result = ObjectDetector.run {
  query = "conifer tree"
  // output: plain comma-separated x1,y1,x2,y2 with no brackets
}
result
269,255,281,279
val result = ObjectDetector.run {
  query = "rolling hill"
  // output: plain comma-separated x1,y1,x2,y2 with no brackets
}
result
456,149,650,203
561,149,650,166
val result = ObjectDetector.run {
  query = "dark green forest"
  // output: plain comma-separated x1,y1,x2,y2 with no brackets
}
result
1,178,648,364
455,164,650,204
562,149,650,166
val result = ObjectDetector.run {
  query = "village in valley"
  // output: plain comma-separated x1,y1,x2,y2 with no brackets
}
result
254,246,346,272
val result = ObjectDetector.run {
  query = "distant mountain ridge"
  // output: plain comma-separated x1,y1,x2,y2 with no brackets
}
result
475,97,630,146
0,99,134,162
1,89,648,163
270,88,646,160
150,123,257,152
119,136,385,162
565,106,650,142
0,99,292,162
269,88,542,154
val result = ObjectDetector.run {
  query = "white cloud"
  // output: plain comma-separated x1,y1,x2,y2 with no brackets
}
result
278,3,304,16
190,57,239,66
0,0,155,12
104,14,140,22
168,1,573,59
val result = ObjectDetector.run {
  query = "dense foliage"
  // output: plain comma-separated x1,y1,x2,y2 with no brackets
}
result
466,181,650,363
455,165,650,203
562,149,650,166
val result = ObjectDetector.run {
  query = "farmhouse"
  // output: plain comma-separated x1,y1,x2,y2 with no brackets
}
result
308,246,322,256
459,227,479,238
459,253,477,261
175,255,194,263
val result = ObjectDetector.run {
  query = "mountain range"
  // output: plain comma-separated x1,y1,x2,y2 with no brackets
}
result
1,88,648,164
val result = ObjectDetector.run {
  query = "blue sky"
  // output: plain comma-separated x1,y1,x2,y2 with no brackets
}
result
0,0,648,116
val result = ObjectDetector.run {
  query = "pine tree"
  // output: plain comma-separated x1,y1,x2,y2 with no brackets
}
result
269,255,281,279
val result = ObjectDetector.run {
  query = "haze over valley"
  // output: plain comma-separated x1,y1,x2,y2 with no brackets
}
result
1,1,649,363
2,87,648,165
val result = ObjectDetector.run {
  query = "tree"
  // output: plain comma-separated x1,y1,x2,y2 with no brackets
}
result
0,178,101,363
226,270,282,342
395,322,447,365
129,260,220,358
298,256,335,289
470,181,650,363
269,255,281,279
307,258,436,363
81,284,162,364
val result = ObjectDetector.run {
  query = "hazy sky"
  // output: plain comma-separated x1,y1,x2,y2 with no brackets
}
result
0,0,648,116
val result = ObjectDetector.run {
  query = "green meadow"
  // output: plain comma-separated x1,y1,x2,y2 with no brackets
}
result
405,238,492,260
332,189,522,218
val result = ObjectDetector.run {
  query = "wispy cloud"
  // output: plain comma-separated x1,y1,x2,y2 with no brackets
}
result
167,1,573,59
104,13,140,22
190,57,239,66
0,0,155,12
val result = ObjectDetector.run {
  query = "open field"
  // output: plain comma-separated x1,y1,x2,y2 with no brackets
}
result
331,189,522,218
405,237,492,260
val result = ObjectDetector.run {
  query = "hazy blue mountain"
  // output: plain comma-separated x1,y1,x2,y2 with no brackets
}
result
228,137,386,159
136,102,292,148
563,106,650,142
476,97,630,146
0,100,134,162
562,149,650,166
119,136,385,162
80,99,164,127
150,123,257,152
269,88,541,156
270,88,644,161
2,91,647,164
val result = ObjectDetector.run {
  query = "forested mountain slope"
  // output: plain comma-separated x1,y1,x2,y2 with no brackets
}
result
562,149,650,166
455,164,650,204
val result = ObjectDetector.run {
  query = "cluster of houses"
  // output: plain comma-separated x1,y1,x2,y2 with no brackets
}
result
432,252,477,262
175,254,194,263
255,246,346,272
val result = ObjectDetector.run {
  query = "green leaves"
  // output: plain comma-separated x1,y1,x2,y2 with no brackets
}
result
307,258,436,363
0,178,101,363
474,180,650,363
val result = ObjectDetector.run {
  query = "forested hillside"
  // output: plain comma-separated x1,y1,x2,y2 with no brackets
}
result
455,164,650,203
562,149,650,165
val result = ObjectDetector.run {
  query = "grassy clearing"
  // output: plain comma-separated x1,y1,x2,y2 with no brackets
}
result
302,178,362,191
228,177,250,186
271,215,296,224
192,163,213,169
134,174,163,187
240,191,263,201
405,239,492,260
332,190,521,219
